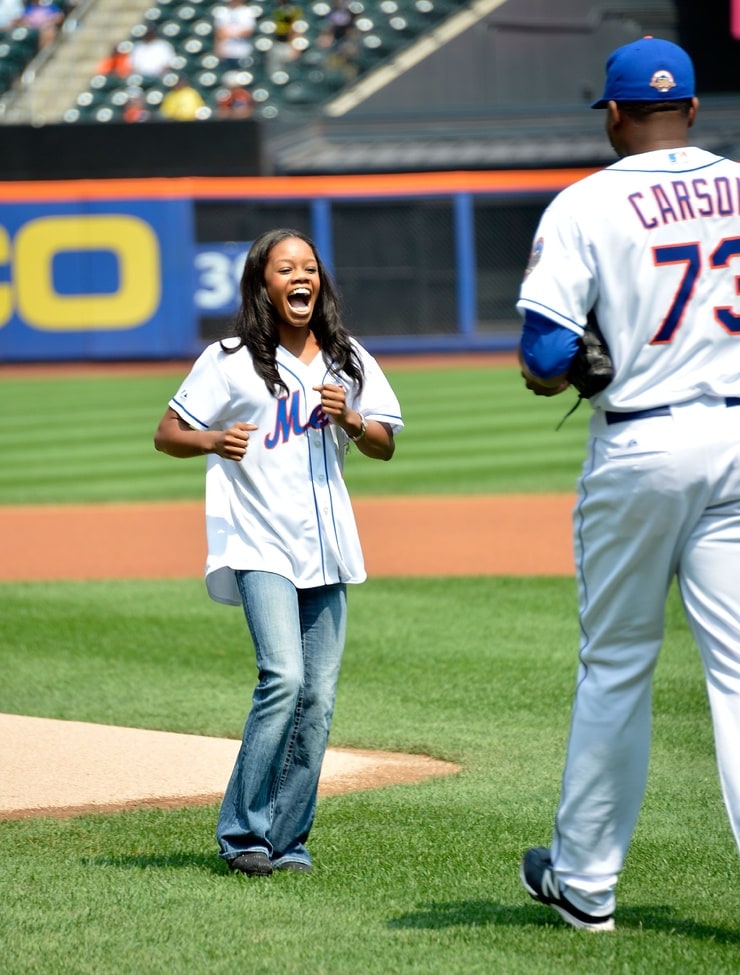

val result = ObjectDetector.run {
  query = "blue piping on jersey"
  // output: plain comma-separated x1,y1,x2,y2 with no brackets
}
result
369,411,403,424
607,156,725,176
322,426,343,568
274,359,306,395
307,444,329,587
171,397,209,430
278,359,329,585
320,362,347,573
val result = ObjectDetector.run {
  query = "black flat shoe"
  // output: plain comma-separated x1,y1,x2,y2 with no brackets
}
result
228,851,273,876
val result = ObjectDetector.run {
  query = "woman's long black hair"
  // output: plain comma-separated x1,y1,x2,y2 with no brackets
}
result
221,228,364,396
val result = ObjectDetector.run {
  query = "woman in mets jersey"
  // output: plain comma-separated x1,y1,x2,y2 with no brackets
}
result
154,228,403,876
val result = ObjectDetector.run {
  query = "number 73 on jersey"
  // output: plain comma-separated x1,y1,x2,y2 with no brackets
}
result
652,237,740,343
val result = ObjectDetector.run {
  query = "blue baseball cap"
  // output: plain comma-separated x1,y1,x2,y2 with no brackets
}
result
591,36,695,108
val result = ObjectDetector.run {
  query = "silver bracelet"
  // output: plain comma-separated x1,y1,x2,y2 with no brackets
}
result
347,416,367,442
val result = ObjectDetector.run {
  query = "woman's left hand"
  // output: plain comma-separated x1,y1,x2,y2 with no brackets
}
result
313,383,349,423
313,383,393,459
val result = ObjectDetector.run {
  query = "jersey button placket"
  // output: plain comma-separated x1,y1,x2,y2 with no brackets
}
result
309,436,330,516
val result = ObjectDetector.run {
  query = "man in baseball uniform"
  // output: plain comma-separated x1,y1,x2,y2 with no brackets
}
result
516,37,740,930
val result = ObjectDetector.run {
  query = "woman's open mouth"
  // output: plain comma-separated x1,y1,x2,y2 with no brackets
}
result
288,288,311,310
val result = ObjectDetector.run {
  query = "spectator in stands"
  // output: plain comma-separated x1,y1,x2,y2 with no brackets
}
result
273,0,302,46
95,41,132,80
213,0,256,70
318,0,354,46
215,72,254,118
266,0,303,75
122,87,150,123
159,73,206,120
317,0,359,80
0,0,24,31
129,26,176,80
21,0,63,49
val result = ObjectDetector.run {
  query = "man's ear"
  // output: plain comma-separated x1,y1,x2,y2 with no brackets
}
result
688,96,699,128
606,100,621,129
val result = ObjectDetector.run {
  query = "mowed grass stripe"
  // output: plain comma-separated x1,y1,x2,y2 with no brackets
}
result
0,363,589,504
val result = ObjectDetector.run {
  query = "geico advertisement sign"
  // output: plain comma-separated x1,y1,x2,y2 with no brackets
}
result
0,212,162,331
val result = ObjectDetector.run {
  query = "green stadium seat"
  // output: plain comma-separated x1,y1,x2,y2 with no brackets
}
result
161,21,184,41
0,59,18,93
144,85,166,108
89,72,121,92
75,88,108,112
92,105,117,122
194,68,219,92
175,3,199,22
7,26,39,60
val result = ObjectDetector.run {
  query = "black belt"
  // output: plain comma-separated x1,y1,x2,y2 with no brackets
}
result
605,397,740,425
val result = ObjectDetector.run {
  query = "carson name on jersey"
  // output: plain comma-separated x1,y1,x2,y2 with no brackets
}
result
628,172,740,228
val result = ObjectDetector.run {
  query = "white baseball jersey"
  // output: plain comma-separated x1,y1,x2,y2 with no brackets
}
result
517,147,740,410
169,339,403,605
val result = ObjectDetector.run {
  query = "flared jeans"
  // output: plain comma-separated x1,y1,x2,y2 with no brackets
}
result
216,570,347,868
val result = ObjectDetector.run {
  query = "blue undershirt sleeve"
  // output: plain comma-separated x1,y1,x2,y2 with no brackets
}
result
520,310,580,379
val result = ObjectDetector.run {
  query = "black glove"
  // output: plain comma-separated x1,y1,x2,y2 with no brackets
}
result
556,317,614,430
566,319,614,399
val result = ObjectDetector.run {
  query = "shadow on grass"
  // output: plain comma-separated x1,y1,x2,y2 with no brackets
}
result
388,900,740,943
86,852,227,874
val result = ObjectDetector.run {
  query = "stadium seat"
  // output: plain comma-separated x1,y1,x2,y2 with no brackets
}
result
0,58,19,93
194,68,219,92
191,20,214,41
144,85,166,108
92,105,117,122
161,22,184,41
282,80,316,107
0,26,40,92
7,26,39,62
175,4,199,22
143,6,164,25
89,73,121,93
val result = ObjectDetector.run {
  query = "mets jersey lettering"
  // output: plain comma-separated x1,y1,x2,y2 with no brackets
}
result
264,391,330,449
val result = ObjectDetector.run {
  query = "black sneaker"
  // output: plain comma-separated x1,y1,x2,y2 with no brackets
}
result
228,851,273,876
273,859,312,873
520,847,615,932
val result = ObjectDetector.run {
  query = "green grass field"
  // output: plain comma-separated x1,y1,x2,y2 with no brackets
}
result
0,361,589,503
1,363,737,974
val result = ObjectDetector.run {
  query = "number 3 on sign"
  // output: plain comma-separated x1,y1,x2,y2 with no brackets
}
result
652,237,740,343
194,247,249,313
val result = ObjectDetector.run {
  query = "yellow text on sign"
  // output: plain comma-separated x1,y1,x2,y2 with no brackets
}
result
8,214,161,330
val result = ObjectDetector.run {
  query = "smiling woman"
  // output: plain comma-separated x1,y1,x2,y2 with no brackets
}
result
152,227,404,876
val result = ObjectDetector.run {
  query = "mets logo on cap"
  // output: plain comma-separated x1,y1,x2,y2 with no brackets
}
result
650,69,676,95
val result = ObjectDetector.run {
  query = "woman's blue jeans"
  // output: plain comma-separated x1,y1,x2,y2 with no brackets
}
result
216,570,347,868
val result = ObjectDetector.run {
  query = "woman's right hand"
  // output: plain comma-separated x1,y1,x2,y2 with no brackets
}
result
212,422,259,461
154,408,258,461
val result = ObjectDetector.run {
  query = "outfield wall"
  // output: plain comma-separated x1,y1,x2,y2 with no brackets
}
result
0,169,593,363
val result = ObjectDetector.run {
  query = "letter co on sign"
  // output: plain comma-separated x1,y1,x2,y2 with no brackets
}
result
0,214,161,330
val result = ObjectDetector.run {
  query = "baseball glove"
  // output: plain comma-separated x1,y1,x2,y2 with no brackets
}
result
556,318,614,429
566,319,614,399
